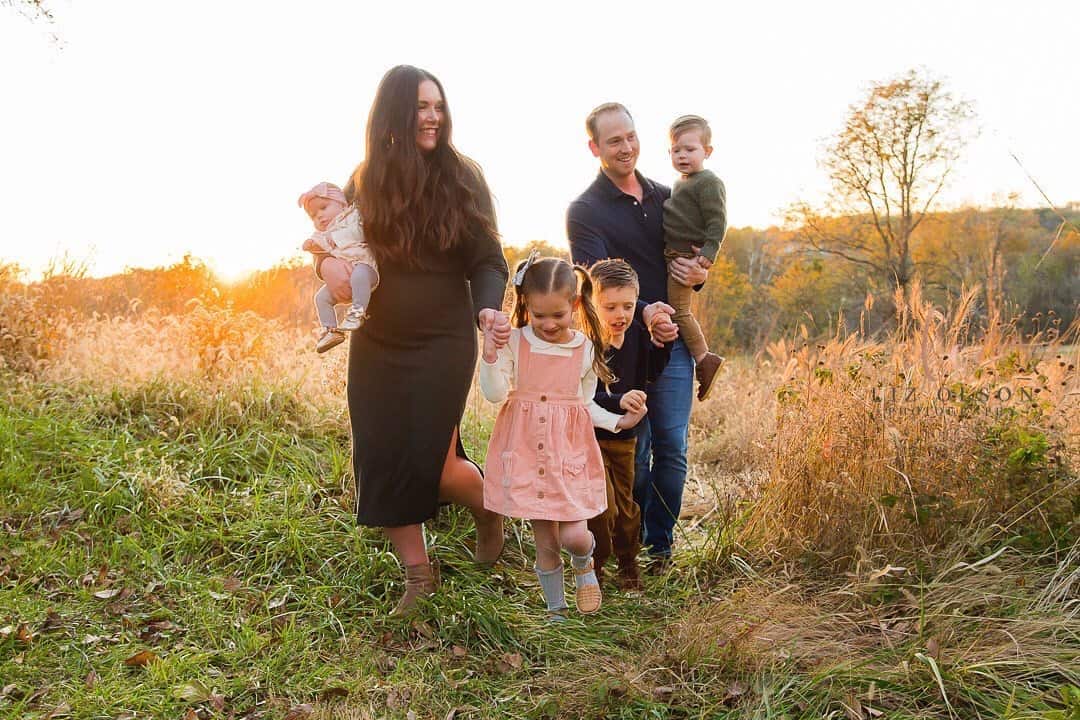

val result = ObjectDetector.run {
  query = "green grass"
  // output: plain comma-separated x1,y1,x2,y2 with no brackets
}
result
1,377,1077,719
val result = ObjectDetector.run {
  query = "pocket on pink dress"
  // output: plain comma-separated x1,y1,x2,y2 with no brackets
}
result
562,455,586,481
500,451,515,488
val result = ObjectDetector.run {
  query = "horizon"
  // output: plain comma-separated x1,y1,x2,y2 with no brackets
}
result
2,0,1079,281
7,199,1077,286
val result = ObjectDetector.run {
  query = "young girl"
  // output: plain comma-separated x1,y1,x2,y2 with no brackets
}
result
480,254,644,619
298,182,380,353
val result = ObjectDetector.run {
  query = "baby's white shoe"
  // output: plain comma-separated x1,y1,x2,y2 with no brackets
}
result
339,305,370,332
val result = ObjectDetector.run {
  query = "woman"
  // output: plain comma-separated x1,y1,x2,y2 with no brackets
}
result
341,65,510,614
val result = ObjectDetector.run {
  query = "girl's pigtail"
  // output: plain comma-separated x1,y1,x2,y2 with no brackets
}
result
511,257,532,328
512,291,529,328
573,266,615,385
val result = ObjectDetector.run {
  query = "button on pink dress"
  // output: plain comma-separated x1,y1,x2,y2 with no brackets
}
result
483,332,607,521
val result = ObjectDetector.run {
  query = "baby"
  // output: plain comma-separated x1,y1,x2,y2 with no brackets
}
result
662,114,726,400
298,182,379,353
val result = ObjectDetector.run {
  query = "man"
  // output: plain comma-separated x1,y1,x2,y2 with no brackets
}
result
567,102,709,566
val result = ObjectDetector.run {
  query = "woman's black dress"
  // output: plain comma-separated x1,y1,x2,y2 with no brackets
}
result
347,189,507,527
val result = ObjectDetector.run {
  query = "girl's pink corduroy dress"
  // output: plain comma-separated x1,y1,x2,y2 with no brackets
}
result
483,332,607,521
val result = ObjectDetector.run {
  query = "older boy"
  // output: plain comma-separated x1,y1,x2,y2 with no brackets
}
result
588,259,671,589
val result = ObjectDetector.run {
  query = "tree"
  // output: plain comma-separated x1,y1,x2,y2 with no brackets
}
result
791,69,975,316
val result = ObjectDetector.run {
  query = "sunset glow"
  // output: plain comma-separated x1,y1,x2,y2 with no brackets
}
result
1,0,1078,280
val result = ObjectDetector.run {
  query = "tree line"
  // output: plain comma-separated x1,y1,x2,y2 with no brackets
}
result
4,69,1075,350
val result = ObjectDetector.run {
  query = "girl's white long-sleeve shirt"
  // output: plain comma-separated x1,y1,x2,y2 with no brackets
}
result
479,327,623,434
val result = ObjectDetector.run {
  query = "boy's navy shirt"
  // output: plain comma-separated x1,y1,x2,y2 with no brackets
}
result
594,318,672,442
567,171,671,305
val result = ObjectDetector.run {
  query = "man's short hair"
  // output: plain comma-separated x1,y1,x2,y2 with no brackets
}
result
669,114,712,146
586,102,633,143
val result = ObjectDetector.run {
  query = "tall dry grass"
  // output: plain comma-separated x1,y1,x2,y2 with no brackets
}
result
742,281,1078,566
4,269,1075,570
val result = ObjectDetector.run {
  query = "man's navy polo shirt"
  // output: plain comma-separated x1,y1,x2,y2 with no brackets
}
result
567,171,671,304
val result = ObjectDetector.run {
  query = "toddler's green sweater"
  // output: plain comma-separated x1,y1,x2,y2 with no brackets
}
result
662,169,726,262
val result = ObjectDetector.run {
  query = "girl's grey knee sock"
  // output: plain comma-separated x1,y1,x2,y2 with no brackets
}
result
569,534,598,590
534,562,568,615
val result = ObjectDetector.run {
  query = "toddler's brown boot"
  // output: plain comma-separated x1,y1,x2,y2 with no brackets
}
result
695,352,725,401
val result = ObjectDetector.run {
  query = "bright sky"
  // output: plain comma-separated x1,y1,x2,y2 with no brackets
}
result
2,0,1078,281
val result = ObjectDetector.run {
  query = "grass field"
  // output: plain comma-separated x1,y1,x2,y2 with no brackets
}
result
1,295,1077,719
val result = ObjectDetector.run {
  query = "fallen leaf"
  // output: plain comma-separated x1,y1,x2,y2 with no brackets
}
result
83,635,104,645
451,645,467,659
653,686,675,698
175,680,211,703
93,588,122,600
45,703,71,719
723,680,746,705
411,620,434,639
209,692,225,711
0,625,12,639
39,610,63,633
123,649,159,667
320,687,349,700
208,591,230,601
328,593,342,608
407,712,417,720
145,619,176,633
222,577,243,592
503,652,523,669
926,636,941,661
268,596,287,610
282,704,313,720
182,710,198,720
84,671,98,689
16,623,33,644
0,684,19,699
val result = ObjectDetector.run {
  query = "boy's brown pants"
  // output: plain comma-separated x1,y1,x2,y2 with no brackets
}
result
588,437,641,570
666,249,710,360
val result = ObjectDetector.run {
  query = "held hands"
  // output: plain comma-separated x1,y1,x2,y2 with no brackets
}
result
616,404,647,431
669,254,709,287
478,308,511,363
616,390,647,430
696,255,713,270
642,302,678,347
619,390,647,414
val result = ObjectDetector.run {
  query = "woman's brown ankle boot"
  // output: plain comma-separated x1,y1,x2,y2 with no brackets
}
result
391,559,440,616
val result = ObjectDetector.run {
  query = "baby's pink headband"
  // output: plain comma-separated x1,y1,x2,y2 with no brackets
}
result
298,182,347,210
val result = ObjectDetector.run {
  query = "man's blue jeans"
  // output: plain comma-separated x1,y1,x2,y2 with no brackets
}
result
633,338,693,557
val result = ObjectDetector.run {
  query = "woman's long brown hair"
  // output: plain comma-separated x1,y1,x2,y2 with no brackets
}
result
510,257,614,385
352,65,498,268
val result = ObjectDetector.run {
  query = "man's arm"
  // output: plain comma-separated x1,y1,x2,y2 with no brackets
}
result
567,201,608,268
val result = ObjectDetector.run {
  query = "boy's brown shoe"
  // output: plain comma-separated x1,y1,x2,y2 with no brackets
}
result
616,560,643,592
695,352,725,401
